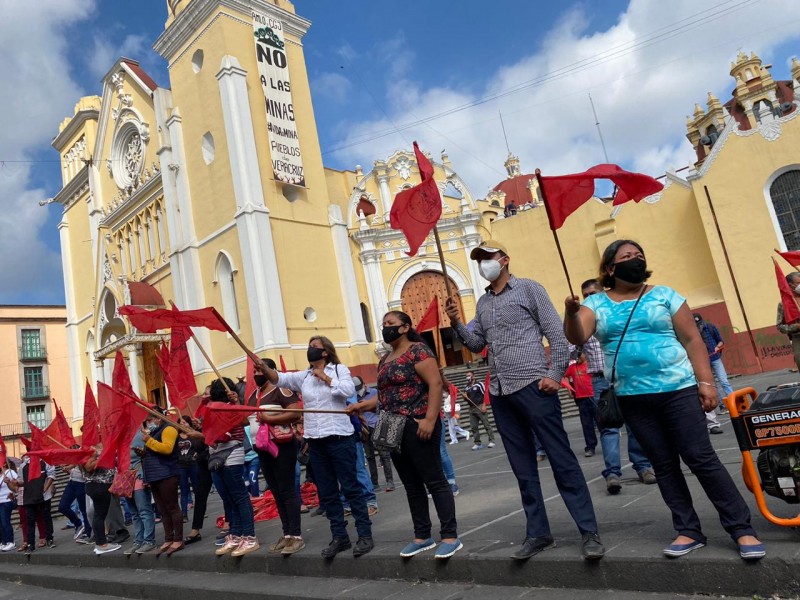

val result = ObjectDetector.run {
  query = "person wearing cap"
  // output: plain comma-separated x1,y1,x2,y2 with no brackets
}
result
445,239,604,561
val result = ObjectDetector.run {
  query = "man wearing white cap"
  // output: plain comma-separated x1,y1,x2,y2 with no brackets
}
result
445,240,604,561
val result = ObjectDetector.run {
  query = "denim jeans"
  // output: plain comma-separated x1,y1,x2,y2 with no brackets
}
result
212,464,254,537
710,358,733,398
620,386,756,542
129,487,156,545
244,456,261,497
308,435,372,540
592,375,652,478
0,502,13,544
575,398,598,452
179,464,198,516
438,419,456,484
492,381,598,538
341,439,377,508
58,480,88,532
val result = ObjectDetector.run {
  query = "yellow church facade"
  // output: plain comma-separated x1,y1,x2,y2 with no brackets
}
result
50,0,800,418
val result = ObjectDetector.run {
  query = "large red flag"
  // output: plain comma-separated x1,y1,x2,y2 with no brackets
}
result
483,371,491,406
539,164,664,230
156,326,197,410
96,382,148,471
27,448,94,468
19,436,31,451
197,402,256,446
775,258,800,325
0,436,6,468
82,380,100,448
776,250,800,269
127,281,165,306
244,355,258,406
417,296,440,332
389,142,442,256
448,382,459,417
119,305,227,333
50,399,78,448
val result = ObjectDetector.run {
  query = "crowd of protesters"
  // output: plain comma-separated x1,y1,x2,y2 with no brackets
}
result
0,237,770,564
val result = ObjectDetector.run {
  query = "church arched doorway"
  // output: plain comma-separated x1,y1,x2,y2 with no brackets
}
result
400,270,470,367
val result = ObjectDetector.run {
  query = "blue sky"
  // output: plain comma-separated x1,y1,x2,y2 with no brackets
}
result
2,0,800,305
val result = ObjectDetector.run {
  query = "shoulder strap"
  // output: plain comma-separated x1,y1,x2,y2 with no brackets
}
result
609,286,647,386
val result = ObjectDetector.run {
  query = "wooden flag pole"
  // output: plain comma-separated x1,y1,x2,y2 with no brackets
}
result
535,169,575,298
704,186,764,373
44,434,69,450
433,226,454,299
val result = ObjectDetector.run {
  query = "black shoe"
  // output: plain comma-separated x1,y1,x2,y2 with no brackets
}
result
581,532,605,560
312,507,326,517
510,536,555,560
353,536,374,557
114,530,130,544
321,537,351,559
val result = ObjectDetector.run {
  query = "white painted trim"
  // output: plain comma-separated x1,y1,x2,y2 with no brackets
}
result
763,164,800,252
329,204,367,344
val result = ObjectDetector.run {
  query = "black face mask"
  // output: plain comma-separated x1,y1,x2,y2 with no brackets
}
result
307,347,326,363
613,257,647,284
253,374,268,388
382,325,404,344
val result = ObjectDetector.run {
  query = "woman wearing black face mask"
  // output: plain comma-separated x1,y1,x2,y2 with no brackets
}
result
347,311,462,559
245,358,303,555
564,240,764,561
254,337,373,559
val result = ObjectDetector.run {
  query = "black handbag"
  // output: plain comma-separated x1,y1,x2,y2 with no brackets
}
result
597,286,646,429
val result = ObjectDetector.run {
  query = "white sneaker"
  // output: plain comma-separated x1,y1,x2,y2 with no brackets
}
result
1,542,14,552
487,442,496,448
94,543,121,555
449,441,458,445
73,524,85,540
464,432,470,441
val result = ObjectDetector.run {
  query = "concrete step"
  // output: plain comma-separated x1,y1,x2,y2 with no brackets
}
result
0,562,750,600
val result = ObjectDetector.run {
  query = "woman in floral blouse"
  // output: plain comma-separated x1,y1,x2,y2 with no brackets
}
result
348,310,462,559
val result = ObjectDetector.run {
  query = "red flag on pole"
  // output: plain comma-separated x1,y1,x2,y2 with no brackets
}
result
448,382,458,417
19,436,31,451
539,164,664,230
82,380,100,448
156,326,197,410
417,296,440,332
775,258,800,325
0,436,6,468
51,399,77,448
244,355,257,406
127,281,165,306
389,142,442,256
483,371,491,406
279,355,287,373
119,305,227,333
197,402,256,446
776,249,800,268
27,448,94,467
96,382,148,471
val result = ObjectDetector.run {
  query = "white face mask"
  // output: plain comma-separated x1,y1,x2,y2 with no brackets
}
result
479,259,503,282
794,284,800,295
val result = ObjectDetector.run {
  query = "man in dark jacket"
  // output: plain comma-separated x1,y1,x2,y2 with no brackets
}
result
21,457,55,554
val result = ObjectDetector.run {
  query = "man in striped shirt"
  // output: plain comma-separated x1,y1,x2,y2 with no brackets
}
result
446,240,604,561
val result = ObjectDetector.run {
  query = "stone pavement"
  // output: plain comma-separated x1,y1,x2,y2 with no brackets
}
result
0,369,799,599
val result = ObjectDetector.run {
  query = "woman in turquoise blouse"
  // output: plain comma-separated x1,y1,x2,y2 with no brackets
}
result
564,240,764,561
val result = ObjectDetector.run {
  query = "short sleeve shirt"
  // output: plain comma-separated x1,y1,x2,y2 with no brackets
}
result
377,343,435,417
582,286,696,396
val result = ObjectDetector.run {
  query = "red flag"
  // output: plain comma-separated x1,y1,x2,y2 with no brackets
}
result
483,371,491,406
96,381,148,471
19,436,31,451
27,448,93,467
776,249,800,269
417,296,440,332
0,436,6,467
539,164,664,230
156,326,197,410
775,259,800,325
50,399,77,448
244,355,257,406
26,456,43,481
279,355,287,373
198,402,256,446
127,281,165,306
82,380,100,448
389,142,442,256
29,422,61,451
448,382,458,417
119,305,227,333
112,351,136,400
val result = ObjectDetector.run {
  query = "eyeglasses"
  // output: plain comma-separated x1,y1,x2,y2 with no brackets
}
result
582,290,599,299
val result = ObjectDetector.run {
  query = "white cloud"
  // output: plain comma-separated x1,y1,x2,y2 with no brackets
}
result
328,0,800,198
313,71,352,103
0,0,96,303
87,33,148,81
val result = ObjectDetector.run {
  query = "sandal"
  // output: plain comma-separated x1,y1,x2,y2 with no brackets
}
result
184,532,202,545
166,543,184,556
155,542,172,557
37,540,46,548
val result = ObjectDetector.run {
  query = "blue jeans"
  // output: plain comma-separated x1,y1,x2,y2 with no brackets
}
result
295,462,301,497
0,502,13,544
342,439,377,508
58,480,88,532
119,497,132,523
308,435,372,540
211,464,254,537
592,375,652,478
621,386,756,542
129,486,156,545
244,456,261,497
439,418,456,484
710,358,733,398
179,465,198,516
492,380,598,538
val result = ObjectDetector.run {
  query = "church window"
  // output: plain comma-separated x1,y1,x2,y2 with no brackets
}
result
443,181,463,199
770,170,800,250
146,213,156,263
191,49,204,74
156,207,167,257
216,253,240,332
201,132,215,164
360,302,373,343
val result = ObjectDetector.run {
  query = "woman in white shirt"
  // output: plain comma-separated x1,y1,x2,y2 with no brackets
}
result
0,464,18,551
257,336,373,559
